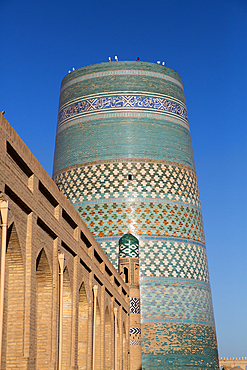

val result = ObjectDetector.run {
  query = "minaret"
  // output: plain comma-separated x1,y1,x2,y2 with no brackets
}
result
118,233,141,370
53,61,219,369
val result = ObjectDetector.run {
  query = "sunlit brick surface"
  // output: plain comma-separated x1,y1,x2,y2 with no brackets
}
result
0,113,129,370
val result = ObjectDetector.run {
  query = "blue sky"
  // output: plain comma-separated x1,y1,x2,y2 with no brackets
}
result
1,0,246,358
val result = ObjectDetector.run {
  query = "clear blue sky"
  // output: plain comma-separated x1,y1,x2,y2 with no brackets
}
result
1,0,246,358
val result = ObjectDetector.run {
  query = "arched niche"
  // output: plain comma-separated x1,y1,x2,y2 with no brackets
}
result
95,298,101,370
36,248,52,368
3,223,25,367
78,282,88,370
105,306,112,370
62,266,72,369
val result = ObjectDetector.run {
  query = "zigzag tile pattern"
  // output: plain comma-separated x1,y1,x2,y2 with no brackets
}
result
130,328,142,344
130,328,142,335
130,340,141,346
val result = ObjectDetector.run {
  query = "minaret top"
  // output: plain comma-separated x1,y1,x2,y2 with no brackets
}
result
119,233,139,258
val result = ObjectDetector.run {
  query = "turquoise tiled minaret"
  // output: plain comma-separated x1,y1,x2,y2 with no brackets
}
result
53,61,219,369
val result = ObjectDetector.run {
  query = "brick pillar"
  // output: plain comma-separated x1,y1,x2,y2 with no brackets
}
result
118,234,142,370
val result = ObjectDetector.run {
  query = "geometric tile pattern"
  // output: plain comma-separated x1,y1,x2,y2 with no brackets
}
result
54,160,200,207
130,340,141,346
138,240,209,282
77,201,204,242
130,328,142,335
130,328,142,345
53,60,219,369
119,233,139,258
130,298,140,314
57,95,188,126
140,278,215,326
141,322,219,369
99,238,209,283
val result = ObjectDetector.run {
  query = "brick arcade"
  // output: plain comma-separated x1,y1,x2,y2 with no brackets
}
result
0,113,130,369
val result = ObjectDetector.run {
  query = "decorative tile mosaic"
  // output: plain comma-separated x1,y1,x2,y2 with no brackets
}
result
140,278,214,326
130,340,141,346
76,201,204,243
130,328,141,335
98,240,119,268
98,238,208,282
54,160,200,207
119,233,139,258
60,62,184,102
54,61,219,369
130,298,140,314
55,159,206,278
57,95,188,126
130,327,141,344
138,239,209,282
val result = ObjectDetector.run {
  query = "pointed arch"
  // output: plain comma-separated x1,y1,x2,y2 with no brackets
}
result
105,306,112,370
62,266,72,369
2,223,25,368
78,282,88,370
36,248,52,368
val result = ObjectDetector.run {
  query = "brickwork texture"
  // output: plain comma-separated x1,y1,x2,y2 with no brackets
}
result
0,113,129,370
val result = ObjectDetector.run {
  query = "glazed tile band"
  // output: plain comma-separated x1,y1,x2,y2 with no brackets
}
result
57,95,188,126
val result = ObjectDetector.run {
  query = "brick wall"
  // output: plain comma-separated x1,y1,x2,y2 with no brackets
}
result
0,113,130,370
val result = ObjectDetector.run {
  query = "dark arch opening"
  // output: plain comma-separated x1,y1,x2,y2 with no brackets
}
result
124,267,128,283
